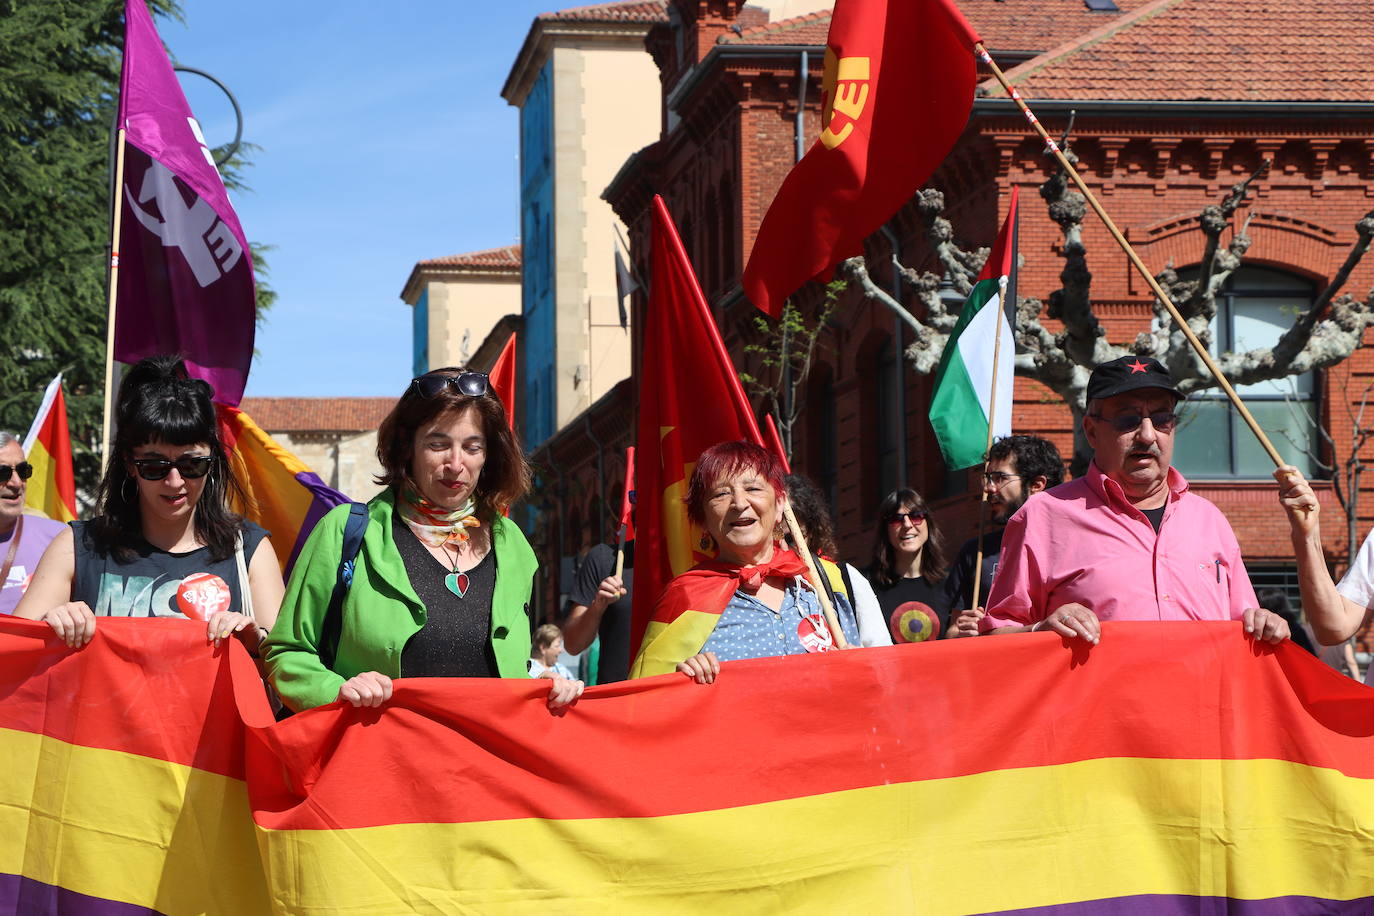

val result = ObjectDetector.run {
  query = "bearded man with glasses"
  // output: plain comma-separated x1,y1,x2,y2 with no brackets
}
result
0,432,65,614
979,355,1288,645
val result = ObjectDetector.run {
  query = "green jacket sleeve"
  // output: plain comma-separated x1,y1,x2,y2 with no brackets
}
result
262,504,351,711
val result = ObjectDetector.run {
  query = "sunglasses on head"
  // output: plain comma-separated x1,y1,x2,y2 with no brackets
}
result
0,463,33,484
1091,410,1179,434
410,371,490,399
132,455,213,481
887,510,927,525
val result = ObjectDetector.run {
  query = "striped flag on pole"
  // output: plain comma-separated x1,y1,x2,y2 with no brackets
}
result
22,375,77,523
928,187,1019,470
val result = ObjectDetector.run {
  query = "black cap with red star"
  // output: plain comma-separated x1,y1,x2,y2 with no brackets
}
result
1086,355,1183,403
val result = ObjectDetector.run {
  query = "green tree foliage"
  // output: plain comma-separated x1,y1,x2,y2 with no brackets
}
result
0,0,272,496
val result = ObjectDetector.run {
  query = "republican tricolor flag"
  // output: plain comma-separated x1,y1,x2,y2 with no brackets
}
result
928,187,1018,469
22,375,77,523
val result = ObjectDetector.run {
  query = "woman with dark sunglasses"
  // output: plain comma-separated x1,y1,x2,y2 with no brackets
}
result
263,366,583,713
864,488,953,644
15,356,284,653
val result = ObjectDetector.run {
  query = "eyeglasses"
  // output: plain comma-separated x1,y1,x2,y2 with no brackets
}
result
1089,410,1179,434
410,372,490,399
982,471,1021,487
887,511,927,526
0,463,33,484
132,455,213,481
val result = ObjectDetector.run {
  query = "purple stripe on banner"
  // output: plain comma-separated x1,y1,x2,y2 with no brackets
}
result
989,895,1374,915
284,471,352,576
0,873,165,916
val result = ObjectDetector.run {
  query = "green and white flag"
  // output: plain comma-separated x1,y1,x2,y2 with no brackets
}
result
928,188,1018,470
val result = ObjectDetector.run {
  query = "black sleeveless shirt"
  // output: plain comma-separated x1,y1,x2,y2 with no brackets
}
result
391,513,498,679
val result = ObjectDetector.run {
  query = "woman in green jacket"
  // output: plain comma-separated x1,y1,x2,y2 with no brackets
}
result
263,368,582,712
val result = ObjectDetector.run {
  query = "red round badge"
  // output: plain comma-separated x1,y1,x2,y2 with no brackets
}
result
889,600,941,643
797,614,836,653
176,572,232,620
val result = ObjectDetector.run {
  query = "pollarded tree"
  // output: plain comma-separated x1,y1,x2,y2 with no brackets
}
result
843,145,1374,473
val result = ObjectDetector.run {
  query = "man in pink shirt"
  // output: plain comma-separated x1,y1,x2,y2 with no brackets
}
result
980,355,1289,645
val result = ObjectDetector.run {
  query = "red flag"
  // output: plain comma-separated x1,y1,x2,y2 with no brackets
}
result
742,0,981,317
762,414,791,474
631,196,764,656
490,333,517,433
22,375,77,522
618,446,636,542
114,0,257,405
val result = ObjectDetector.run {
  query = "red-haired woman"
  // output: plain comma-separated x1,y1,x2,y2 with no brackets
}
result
263,368,582,712
630,440,861,682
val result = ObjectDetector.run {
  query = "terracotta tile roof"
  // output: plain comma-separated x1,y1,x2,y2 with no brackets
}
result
722,10,830,45
415,244,521,270
238,398,395,433
987,0,1374,101
539,0,668,23
719,1,1153,51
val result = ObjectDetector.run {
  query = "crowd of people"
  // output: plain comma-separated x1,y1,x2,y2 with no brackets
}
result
0,353,1366,715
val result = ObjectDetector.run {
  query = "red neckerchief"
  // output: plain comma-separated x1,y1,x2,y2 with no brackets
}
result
651,546,810,628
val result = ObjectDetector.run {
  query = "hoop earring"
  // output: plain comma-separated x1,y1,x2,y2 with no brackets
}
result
120,477,136,504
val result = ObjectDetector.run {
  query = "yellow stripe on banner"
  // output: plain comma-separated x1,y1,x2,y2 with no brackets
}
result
628,610,718,678
22,442,72,523
259,756,1374,914
0,727,268,914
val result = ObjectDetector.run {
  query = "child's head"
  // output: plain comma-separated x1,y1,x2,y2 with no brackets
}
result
532,623,564,665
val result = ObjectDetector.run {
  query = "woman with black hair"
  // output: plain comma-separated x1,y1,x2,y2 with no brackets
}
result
864,488,953,644
15,356,283,653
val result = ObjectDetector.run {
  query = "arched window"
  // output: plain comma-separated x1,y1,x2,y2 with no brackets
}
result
1173,266,1320,479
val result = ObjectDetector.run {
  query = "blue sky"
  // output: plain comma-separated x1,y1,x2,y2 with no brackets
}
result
166,1,558,397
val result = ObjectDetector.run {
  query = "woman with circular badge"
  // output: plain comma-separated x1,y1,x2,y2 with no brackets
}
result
630,440,861,683
15,356,283,653
263,367,583,712
864,488,952,644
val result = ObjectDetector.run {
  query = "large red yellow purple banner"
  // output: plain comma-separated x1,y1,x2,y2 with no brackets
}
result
1,618,1372,914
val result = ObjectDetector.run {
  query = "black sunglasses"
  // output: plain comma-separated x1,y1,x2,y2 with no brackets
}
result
0,463,33,484
887,510,928,525
410,371,490,399
1090,410,1179,434
132,455,213,481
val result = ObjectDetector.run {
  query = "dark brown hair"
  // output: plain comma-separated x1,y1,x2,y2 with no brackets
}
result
870,488,949,589
375,367,531,519
784,473,838,558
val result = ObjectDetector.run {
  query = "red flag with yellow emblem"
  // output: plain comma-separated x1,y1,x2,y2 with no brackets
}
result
742,0,981,317
630,197,764,668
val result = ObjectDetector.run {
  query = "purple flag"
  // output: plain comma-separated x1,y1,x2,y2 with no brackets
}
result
115,0,256,406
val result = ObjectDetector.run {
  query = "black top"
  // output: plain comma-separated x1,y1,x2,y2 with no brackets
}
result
70,519,268,619
566,542,633,683
1140,504,1166,533
392,513,498,679
866,572,953,643
944,529,1006,612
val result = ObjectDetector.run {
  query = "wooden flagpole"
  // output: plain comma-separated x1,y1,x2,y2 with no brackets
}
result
975,43,1286,468
969,273,1010,614
101,127,128,464
781,504,851,649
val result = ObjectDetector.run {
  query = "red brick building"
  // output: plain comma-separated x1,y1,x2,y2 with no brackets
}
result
534,0,1374,642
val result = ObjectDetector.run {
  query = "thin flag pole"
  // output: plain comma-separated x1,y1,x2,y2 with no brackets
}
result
781,504,850,650
975,42,1285,468
101,127,128,463
969,272,1009,614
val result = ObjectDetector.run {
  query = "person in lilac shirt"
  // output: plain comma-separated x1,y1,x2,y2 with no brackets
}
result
0,432,66,615
980,355,1289,645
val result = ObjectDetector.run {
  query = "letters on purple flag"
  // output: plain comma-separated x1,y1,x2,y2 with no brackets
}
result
115,0,256,406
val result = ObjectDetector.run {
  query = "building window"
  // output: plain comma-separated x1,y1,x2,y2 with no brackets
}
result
1173,266,1320,479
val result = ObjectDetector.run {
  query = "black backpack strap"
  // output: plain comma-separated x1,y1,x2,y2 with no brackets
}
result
812,551,842,614
319,503,369,672
837,559,856,607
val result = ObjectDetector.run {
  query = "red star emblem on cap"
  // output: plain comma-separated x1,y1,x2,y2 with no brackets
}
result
1127,359,1149,374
